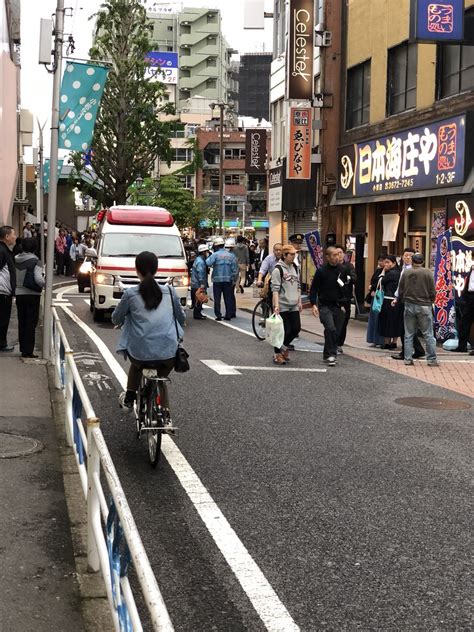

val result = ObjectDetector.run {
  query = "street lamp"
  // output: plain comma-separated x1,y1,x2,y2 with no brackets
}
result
135,175,144,190
209,100,233,235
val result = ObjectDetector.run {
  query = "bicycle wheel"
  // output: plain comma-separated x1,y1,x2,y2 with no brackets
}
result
252,299,271,340
146,383,163,468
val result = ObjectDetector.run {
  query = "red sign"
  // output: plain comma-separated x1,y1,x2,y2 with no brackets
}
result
287,107,311,180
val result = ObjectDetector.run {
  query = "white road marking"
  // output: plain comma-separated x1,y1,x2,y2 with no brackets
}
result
53,301,73,307
84,299,91,306
200,360,242,375
58,304,300,632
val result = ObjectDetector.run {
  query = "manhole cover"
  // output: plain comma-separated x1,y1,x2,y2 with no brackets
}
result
395,397,471,411
0,432,44,459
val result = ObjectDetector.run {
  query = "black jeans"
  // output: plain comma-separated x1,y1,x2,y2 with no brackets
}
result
127,356,175,407
190,287,203,318
16,294,41,355
319,303,345,358
0,294,13,348
213,281,235,318
458,293,474,350
56,252,65,275
400,302,425,356
338,301,351,347
274,309,301,353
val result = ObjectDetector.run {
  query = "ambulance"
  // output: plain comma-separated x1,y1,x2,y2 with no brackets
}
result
89,205,189,321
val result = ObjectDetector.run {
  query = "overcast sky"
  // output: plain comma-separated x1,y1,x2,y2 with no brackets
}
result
20,0,273,158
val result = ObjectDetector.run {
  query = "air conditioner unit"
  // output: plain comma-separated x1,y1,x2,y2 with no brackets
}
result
15,160,27,201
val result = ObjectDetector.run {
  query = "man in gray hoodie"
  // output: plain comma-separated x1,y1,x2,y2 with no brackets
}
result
234,235,249,293
15,238,45,358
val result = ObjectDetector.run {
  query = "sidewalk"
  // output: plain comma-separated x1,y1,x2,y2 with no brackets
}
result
0,310,85,630
234,289,474,400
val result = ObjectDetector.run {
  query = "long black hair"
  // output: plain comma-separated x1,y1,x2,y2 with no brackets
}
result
136,251,162,310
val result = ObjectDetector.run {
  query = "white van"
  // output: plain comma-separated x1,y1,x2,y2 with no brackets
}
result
89,205,189,321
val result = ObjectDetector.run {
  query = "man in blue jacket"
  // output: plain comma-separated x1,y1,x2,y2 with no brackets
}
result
190,244,209,320
206,237,238,321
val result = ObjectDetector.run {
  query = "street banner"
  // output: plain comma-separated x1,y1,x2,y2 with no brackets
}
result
434,229,456,341
145,51,178,84
451,235,474,299
287,0,314,100
59,62,109,151
287,107,311,180
43,158,64,194
304,230,324,269
245,129,266,174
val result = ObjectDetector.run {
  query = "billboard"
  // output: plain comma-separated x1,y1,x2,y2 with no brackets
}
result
410,0,464,42
245,129,266,174
337,114,467,199
287,107,312,180
287,0,314,100
145,51,178,84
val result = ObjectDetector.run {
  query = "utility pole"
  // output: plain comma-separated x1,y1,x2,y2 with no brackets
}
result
218,103,224,236
35,119,46,266
43,0,65,360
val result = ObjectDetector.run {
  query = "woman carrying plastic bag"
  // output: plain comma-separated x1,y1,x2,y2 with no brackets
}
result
269,245,302,365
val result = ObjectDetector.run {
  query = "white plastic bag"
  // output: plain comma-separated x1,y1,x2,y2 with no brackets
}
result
265,313,285,349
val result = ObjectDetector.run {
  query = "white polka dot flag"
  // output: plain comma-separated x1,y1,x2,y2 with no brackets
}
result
43,158,64,194
58,62,109,151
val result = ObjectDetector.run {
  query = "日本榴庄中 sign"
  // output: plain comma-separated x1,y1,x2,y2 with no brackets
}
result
337,114,467,199
287,0,314,100
245,129,266,174
145,51,178,84
287,107,311,180
410,0,464,42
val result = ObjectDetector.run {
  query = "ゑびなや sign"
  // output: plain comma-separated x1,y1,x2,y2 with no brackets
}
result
287,107,311,180
337,115,467,199
410,0,464,42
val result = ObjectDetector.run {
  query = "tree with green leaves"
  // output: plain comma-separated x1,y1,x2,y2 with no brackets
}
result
128,175,217,231
70,0,174,206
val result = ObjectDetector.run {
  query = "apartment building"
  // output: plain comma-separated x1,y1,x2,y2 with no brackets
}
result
148,7,237,112
239,53,272,120
335,0,474,292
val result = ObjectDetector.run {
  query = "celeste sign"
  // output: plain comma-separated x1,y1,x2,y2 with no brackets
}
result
337,115,467,199
287,0,314,100
410,0,464,42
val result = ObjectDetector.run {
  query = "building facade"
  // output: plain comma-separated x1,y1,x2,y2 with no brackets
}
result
148,7,237,112
335,0,474,293
239,52,272,120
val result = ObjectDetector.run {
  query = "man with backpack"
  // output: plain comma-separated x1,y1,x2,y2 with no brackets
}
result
270,244,302,365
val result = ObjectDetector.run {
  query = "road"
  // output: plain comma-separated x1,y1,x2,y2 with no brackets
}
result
54,284,473,632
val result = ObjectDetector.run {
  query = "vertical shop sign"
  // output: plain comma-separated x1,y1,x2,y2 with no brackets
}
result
305,230,324,268
287,0,314,100
287,107,311,180
245,129,266,174
434,230,456,341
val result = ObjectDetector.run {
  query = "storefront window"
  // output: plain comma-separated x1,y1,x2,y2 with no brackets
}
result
408,201,427,231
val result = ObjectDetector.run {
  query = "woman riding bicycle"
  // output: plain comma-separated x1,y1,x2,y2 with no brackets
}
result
112,251,185,410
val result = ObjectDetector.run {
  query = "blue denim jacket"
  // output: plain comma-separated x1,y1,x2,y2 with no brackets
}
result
112,283,185,362
190,256,208,289
206,249,238,283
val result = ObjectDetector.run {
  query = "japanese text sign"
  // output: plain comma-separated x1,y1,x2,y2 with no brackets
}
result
410,0,464,42
451,235,474,298
287,0,314,100
245,129,266,174
287,107,311,180
446,195,474,241
337,115,466,199
145,51,178,85
59,62,109,152
434,230,456,341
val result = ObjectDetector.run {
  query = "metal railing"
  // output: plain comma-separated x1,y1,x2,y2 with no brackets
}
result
51,307,174,632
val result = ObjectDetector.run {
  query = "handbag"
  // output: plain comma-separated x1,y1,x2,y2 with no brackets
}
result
371,278,384,313
169,288,190,373
23,263,43,293
195,287,209,304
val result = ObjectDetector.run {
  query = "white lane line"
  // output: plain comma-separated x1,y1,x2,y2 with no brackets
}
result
84,299,90,306
58,305,300,632
55,284,77,300
233,366,327,373
201,306,255,338
200,359,242,375
53,302,72,307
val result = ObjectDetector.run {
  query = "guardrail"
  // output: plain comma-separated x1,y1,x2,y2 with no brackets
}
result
51,307,174,632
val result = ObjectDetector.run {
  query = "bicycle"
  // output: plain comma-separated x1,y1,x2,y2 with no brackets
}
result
134,369,176,468
252,296,272,340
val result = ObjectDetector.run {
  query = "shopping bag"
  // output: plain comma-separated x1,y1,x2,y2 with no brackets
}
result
265,313,285,348
371,278,384,313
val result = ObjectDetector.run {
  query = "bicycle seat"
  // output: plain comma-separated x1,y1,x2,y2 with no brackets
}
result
142,368,171,380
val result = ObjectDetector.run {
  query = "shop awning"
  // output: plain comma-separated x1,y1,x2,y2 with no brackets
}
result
331,168,474,206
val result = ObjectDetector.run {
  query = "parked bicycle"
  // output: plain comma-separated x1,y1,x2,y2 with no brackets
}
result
252,296,272,340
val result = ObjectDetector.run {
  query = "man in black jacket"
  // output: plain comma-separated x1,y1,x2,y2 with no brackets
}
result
310,246,345,366
0,225,17,351
336,245,357,352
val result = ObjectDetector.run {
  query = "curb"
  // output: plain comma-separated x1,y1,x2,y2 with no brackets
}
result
46,364,114,632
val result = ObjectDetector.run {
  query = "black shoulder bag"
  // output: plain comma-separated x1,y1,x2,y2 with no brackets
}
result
169,287,190,373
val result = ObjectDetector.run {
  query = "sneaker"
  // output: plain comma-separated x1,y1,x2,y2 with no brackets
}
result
273,353,287,365
0,345,14,352
119,391,135,410
215,317,222,321
404,359,414,366
326,356,337,366
281,349,290,362
427,360,440,367
337,346,343,354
